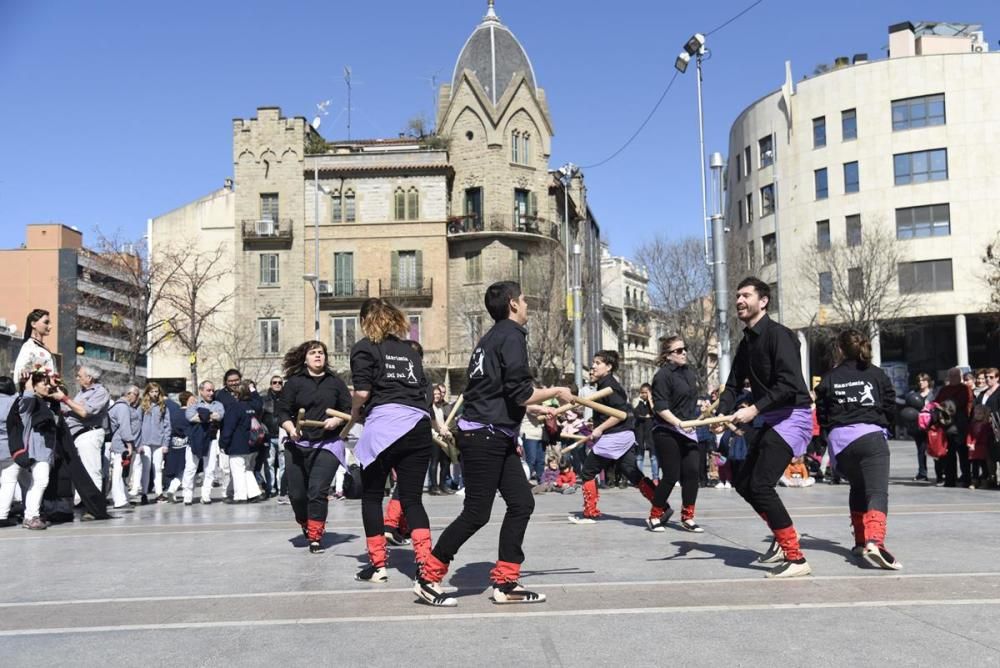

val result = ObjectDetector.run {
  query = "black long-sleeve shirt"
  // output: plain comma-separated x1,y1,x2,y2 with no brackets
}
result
275,371,351,441
815,360,896,431
350,336,430,416
718,313,811,415
651,362,700,423
593,374,634,433
462,318,534,428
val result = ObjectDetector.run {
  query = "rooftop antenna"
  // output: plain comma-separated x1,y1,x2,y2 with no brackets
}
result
312,99,331,131
344,66,352,140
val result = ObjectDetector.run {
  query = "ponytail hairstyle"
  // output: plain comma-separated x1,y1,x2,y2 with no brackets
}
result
359,298,408,343
836,328,873,368
594,349,620,373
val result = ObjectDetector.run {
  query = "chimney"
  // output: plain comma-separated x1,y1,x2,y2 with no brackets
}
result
223,177,234,190
834,56,850,68
852,53,869,64
888,21,916,58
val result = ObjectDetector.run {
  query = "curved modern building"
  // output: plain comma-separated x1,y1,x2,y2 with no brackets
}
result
725,21,999,383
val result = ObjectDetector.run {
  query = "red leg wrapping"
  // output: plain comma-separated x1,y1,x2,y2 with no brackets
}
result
850,511,865,547
773,525,803,562
410,527,432,566
384,498,402,529
681,504,696,522
582,479,600,518
306,518,325,542
638,477,656,503
420,553,449,584
489,560,521,585
863,509,887,547
649,504,669,520
366,535,387,568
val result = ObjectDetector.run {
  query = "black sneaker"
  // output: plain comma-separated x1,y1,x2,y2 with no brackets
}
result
680,519,705,533
384,528,411,546
309,541,324,554
413,578,457,607
491,581,546,604
863,542,902,570
355,564,388,583
645,507,674,533
912,475,928,482
758,538,785,564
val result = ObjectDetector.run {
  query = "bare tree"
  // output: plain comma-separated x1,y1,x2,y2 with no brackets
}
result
159,244,237,388
635,236,716,390
76,232,186,381
201,319,279,387
795,223,916,351
522,254,571,385
983,232,1000,313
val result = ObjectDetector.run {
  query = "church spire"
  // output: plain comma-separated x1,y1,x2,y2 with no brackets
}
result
484,0,499,22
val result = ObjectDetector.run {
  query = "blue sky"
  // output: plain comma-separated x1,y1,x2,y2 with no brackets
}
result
1,0,996,258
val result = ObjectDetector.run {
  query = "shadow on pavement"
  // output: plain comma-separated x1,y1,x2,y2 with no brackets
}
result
799,532,856,562
647,540,770,572
287,532,356,550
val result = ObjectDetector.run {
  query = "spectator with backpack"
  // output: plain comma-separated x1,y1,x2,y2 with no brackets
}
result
220,380,264,504
0,376,29,527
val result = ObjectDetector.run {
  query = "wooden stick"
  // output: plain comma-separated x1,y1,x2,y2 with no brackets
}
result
325,408,352,421
432,434,459,463
552,387,613,416
559,441,587,455
339,418,355,440
678,415,734,429
444,395,464,429
570,394,626,421
699,398,720,419
296,408,328,430
559,432,589,443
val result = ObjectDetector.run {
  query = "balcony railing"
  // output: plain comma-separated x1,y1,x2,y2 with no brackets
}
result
241,219,294,247
380,278,433,301
319,279,369,306
447,213,561,242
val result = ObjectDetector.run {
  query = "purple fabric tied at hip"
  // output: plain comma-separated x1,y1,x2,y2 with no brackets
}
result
355,404,429,468
592,430,636,459
292,436,346,466
653,418,698,442
760,407,813,457
828,423,887,459
458,418,517,439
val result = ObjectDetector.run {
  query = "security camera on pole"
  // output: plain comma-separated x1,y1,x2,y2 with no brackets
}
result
675,33,731,385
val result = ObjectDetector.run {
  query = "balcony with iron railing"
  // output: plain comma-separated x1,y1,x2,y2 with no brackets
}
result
447,213,561,243
319,279,369,308
380,278,433,303
241,219,294,248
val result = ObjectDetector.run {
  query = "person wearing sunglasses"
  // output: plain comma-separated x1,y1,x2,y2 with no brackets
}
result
646,336,705,533
261,376,286,502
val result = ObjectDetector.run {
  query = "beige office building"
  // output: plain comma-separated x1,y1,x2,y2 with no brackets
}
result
725,21,999,383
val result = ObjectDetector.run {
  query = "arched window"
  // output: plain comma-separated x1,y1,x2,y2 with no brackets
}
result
344,190,356,222
330,190,342,222
406,187,419,220
522,133,530,164
511,130,520,163
394,188,406,221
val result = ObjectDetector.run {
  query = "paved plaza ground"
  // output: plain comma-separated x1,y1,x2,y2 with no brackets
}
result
1,440,999,666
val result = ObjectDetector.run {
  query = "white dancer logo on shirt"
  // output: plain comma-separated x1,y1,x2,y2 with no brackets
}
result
470,348,486,379
832,379,876,407
858,382,875,407
405,360,417,384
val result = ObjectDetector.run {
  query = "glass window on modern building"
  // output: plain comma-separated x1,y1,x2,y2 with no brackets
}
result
892,93,946,131
762,233,777,265
746,193,754,224
259,318,280,355
759,135,774,168
743,146,751,177
848,267,864,299
842,108,857,141
894,149,948,185
819,271,833,304
813,116,826,148
259,253,279,286
844,161,859,193
896,203,951,239
815,168,828,199
816,220,831,251
760,184,775,217
846,215,862,247
898,259,953,294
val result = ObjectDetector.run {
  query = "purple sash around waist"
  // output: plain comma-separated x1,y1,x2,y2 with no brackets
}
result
828,423,887,459
760,407,813,457
355,404,429,468
592,430,636,459
653,417,698,442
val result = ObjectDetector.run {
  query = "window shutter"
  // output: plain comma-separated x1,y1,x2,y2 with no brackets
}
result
415,250,423,288
529,192,538,218
391,251,399,289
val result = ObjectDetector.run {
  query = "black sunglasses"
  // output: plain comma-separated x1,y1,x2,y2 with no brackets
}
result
669,347,687,354
271,380,283,386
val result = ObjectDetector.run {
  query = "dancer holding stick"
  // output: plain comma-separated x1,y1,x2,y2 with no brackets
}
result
417,281,572,605
716,278,814,578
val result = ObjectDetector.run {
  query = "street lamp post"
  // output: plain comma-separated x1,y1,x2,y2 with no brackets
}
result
559,163,584,387
676,33,731,386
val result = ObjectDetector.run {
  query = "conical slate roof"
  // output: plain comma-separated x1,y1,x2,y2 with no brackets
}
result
452,1,537,106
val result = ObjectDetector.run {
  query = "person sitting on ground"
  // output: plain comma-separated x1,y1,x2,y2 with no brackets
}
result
532,457,577,494
779,456,815,487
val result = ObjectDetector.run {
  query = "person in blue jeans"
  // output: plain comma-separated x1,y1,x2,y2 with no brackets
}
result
520,392,547,483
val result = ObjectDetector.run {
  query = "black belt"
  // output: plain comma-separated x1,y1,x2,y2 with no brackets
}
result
71,425,102,438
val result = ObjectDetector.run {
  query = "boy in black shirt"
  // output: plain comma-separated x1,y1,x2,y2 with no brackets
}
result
419,281,572,605
568,350,657,524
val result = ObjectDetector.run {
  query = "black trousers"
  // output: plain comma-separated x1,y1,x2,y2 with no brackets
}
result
734,427,795,530
431,429,534,565
361,420,432,537
835,431,889,515
944,429,970,486
651,429,700,510
581,448,643,484
912,431,928,478
428,436,450,489
284,443,339,525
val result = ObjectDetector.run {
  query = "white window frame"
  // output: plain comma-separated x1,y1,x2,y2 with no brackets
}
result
259,318,280,355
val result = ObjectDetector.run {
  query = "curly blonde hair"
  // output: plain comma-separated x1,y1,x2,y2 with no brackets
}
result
359,298,408,343
141,382,166,413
